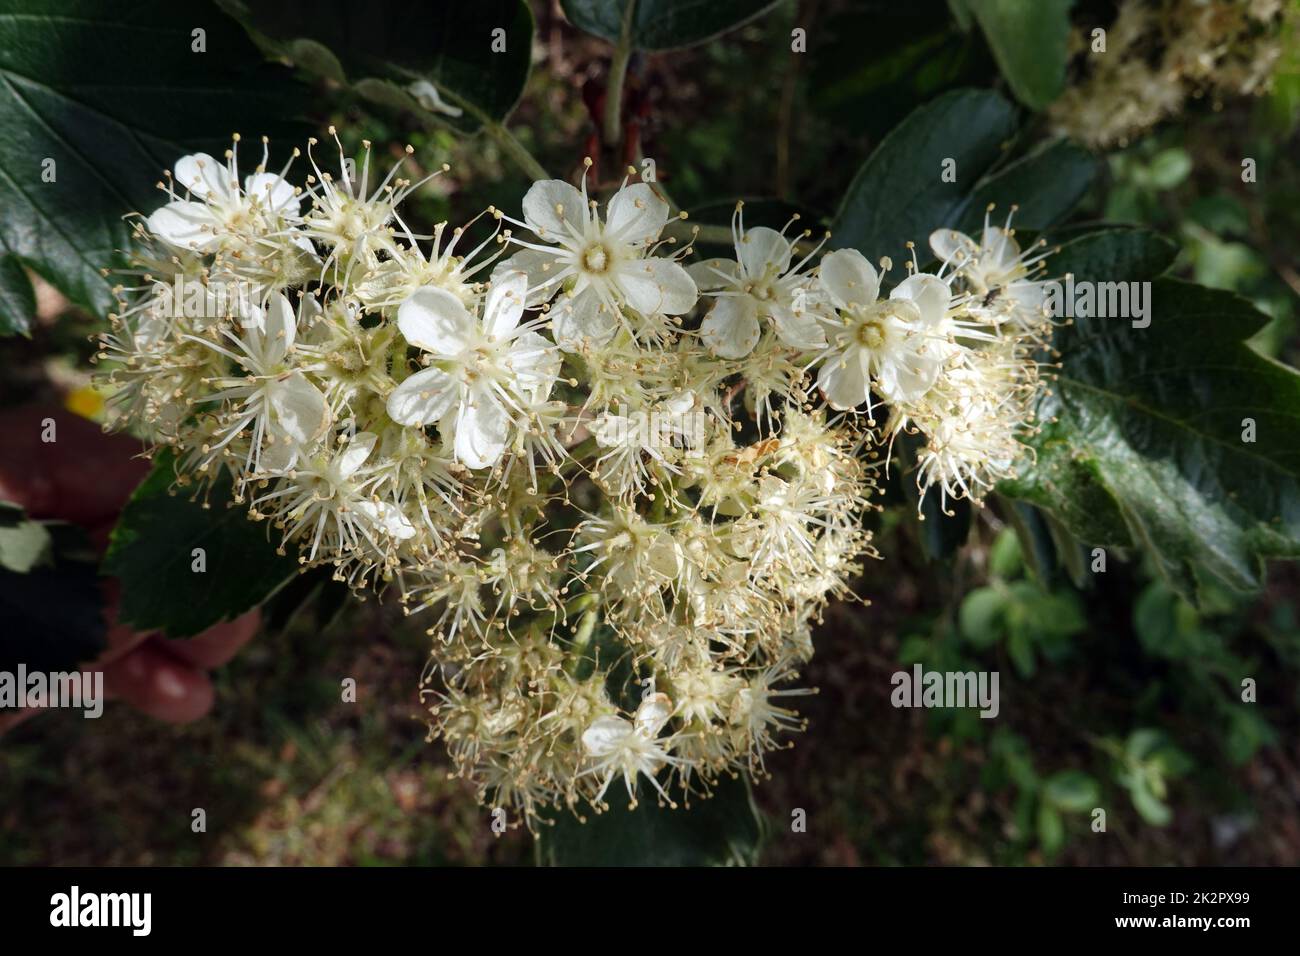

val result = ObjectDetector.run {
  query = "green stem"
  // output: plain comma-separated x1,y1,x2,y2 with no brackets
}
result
603,0,637,147
483,119,549,182
400,69,550,183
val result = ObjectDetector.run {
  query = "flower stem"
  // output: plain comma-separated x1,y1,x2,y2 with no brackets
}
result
483,119,549,182
603,0,637,147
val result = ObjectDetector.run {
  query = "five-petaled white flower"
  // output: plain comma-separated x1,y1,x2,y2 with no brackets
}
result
929,215,1051,331
813,248,951,411
148,150,301,253
690,224,827,358
386,271,560,470
199,292,329,473
497,178,697,350
580,692,681,808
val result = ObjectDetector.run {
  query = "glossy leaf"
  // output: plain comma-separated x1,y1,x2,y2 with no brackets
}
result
1000,228,1300,598
0,256,35,336
831,89,1018,265
104,452,299,638
0,0,312,316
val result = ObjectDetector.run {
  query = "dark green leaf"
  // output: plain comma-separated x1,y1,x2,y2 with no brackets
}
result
562,0,780,51
967,0,1072,110
104,451,299,637
959,139,1097,234
1000,228,1300,598
229,0,535,131
830,89,1018,265
537,774,765,865
0,255,35,336
0,0,313,317
807,1,996,139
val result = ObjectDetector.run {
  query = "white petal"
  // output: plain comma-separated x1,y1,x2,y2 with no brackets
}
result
604,182,668,246
701,295,761,358
270,373,329,446
173,152,232,201
386,366,459,426
769,301,827,350
522,179,587,240
483,271,529,339
454,394,510,469
928,228,978,266
817,350,870,410
260,293,297,365
981,225,1020,267
506,331,560,403
492,248,564,305
890,273,951,326
646,532,682,579
355,500,417,540
398,287,475,355
147,201,221,251
582,715,631,756
243,172,300,216
818,248,879,309
877,354,940,403
551,286,617,350
687,257,740,292
737,226,792,278
634,693,673,737
337,431,377,477
617,257,698,315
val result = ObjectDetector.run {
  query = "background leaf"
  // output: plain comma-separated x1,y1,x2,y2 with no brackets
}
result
103,452,299,638
562,0,781,51
963,0,1072,110
537,774,765,865
0,0,313,317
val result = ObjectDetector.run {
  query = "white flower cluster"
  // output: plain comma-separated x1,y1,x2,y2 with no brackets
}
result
97,133,1052,824
1051,0,1287,148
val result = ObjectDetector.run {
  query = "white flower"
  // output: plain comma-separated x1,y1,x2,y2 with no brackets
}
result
498,177,697,350
148,147,301,253
197,292,329,473
251,430,414,565
813,248,950,411
385,271,560,470
929,214,1051,331
589,391,703,500
689,221,826,358
580,693,681,808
